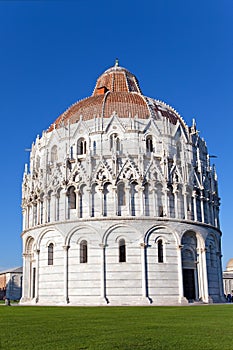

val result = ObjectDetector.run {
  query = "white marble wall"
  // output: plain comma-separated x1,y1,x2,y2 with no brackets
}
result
20,113,223,305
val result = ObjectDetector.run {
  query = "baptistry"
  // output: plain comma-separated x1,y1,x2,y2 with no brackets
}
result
20,61,224,305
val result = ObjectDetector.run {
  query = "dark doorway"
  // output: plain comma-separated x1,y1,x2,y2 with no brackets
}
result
183,269,195,300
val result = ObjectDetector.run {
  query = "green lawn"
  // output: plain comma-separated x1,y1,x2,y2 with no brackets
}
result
0,304,233,350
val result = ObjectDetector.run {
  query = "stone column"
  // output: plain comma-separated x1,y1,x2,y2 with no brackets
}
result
183,190,188,220
35,249,40,302
112,186,117,216
206,198,210,224
75,189,80,218
173,185,178,218
88,187,92,217
37,200,41,225
36,200,40,225
177,245,185,303
140,243,147,298
152,187,157,217
63,245,70,304
192,191,197,221
22,208,26,231
42,197,46,224
99,244,107,302
200,193,205,223
210,200,214,226
139,185,144,216
197,248,209,303
163,186,168,217
61,188,67,221
51,193,57,222
87,187,91,217
25,207,29,229
99,186,104,216
216,252,224,300
44,195,48,223
27,205,31,228
125,185,131,216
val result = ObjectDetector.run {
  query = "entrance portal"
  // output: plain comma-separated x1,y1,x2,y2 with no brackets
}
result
183,268,195,300
181,231,198,301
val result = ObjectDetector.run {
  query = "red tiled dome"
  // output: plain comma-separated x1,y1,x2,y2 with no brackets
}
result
47,62,184,132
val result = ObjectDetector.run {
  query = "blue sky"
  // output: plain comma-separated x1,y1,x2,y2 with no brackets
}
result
0,0,232,270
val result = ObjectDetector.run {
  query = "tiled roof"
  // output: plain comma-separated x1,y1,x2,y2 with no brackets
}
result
93,66,141,94
47,64,184,132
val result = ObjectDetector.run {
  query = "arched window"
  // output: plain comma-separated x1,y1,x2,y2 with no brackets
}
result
117,182,125,216
68,186,76,210
103,182,109,217
146,135,153,152
48,243,54,265
80,240,88,263
110,133,120,152
77,138,87,156
144,183,150,216
131,182,138,216
158,239,164,263
119,239,126,263
51,145,58,163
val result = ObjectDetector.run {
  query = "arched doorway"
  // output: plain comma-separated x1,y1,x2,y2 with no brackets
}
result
23,237,35,301
181,231,198,301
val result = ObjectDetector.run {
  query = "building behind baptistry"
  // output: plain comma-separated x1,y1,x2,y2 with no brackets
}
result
20,61,224,305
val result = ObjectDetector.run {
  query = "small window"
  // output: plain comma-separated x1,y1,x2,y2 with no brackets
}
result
158,239,164,263
77,138,87,156
119,239,126,263
40,200,44,224
80,240,88,263
93,141,96,155
68,186,76,209
48,243,54,265
146,136,153,152
159,205,163,217
70,146,74,160
118,183,126,207
47,192,52,223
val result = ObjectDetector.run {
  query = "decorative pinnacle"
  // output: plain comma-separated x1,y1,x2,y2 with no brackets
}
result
115,58,119,67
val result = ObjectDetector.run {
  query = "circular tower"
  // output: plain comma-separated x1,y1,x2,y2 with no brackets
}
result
21,62,224,305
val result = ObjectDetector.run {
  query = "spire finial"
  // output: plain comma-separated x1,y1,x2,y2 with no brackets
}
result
115,58,119,67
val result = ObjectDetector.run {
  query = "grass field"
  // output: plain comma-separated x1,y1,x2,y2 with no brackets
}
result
0,304,233,350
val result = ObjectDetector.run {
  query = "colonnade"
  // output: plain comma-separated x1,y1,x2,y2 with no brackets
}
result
22,183,219,231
